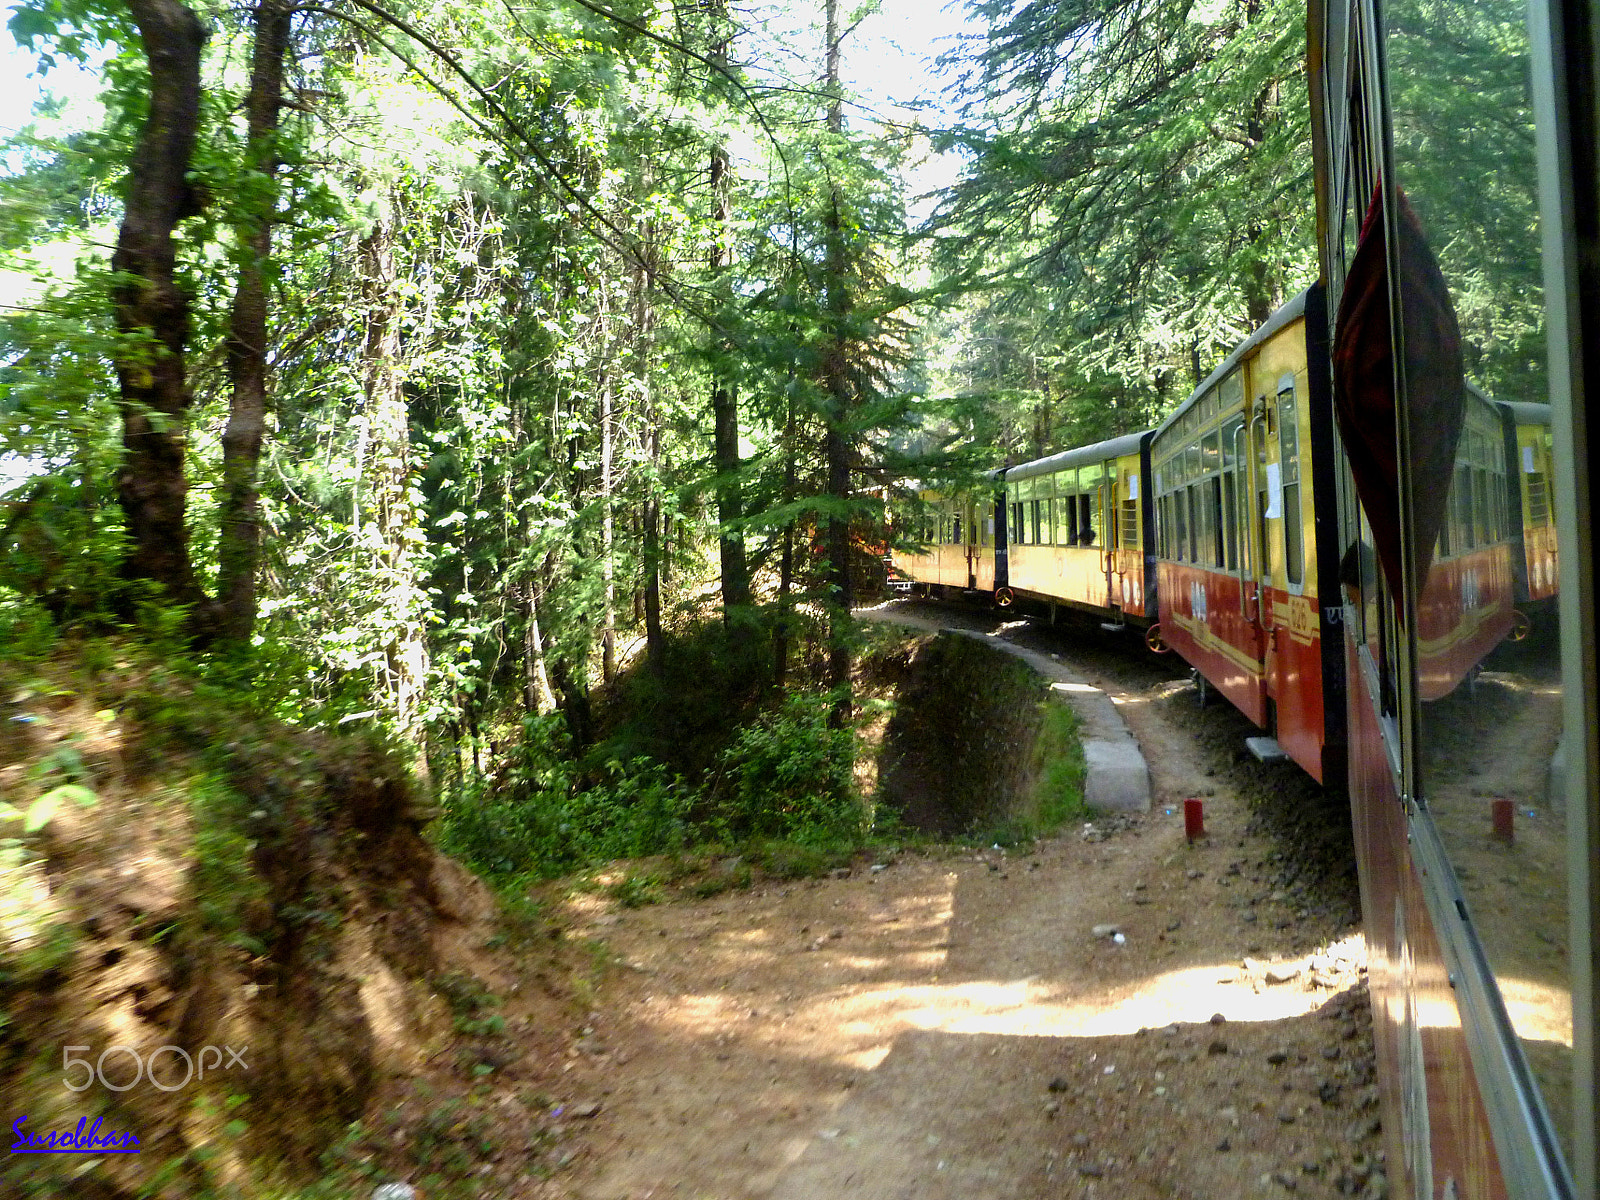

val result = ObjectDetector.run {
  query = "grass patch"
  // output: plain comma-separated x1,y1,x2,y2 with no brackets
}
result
1026,699,1089,830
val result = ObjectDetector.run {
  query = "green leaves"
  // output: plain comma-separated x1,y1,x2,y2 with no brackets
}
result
0,782,98,833
933,0,1318,428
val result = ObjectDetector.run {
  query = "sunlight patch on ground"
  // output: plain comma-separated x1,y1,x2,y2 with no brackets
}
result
644,937,1368,1072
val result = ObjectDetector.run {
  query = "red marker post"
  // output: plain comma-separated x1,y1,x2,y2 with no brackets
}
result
1491,798,1514,844
1184,798,1205,842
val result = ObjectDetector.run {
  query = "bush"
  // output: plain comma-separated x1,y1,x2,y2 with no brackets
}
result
438,715,694,879
706,692,863,847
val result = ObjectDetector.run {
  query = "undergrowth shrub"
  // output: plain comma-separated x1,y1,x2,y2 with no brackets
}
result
439,691,870,879
439,717,694,878
705,692,862,846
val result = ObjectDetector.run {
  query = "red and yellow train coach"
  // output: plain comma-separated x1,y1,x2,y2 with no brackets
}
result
999,431,1156,622
1149,288,1347,784
1408,384,1521,699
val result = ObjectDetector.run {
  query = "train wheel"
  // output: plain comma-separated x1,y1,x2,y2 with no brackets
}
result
1510,609,1532,641
994,586,1015,608
1146,623,1170,654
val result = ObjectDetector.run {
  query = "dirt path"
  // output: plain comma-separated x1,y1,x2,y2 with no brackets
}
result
551,602,1385,1200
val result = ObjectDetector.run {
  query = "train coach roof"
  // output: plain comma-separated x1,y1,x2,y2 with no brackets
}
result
1465,379,1550,425
1501,400,1553,426
1002,430,1151,482
1153,288,1311,441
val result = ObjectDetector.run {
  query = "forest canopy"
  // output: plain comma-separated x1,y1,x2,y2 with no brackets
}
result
0,0,1480,870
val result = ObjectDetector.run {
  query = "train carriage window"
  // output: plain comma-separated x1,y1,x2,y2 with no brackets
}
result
1454,461,1474,550
1011,499,1026,546
952,514,962,544
1201,430,1221,476
1053,491,1071,544
1172,491,1187,561
1278,382,1304,588
1203,476,1223,567
1472,465,1489,546
1185,487,1199,563
1221,415,1243,570
1121,499,1139,549
1526,468,1550,526
1220,369,1244,414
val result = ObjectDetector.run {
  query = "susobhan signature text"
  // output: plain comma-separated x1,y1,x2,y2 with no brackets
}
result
10,1115,141,1153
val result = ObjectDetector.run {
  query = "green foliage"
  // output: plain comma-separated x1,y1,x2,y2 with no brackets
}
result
705,692,863,847
1026,701,1089,831
931,0,1318,443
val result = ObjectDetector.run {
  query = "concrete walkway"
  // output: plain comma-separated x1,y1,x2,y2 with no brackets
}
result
856,606,1152,813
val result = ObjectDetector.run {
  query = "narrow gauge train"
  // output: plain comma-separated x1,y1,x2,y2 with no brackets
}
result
892,304,1546,786
896,0,1599,1188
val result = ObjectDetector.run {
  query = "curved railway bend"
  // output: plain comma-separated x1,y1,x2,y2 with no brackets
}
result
555,598,1390,1200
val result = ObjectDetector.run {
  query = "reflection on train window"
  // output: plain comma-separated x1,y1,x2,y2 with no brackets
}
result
1387,0,1569,1158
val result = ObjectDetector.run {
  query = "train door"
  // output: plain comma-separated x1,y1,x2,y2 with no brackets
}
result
963,496,979,590
1099,463,1117,606
1224,374,1271,724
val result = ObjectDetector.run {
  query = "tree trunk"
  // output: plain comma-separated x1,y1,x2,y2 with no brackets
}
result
643,426,665,675
707,1,750,618
523,584,558,716
218,0,292,645
600,369,617,684
112,0,209,614
772,381,799,690
359,216,430,749
822,0,854,726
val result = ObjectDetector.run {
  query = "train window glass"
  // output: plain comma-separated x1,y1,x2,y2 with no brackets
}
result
1387,0,1571,1162
1279,385,1304,587
1283,480,1304,586
1222,470,1239,570
1121,499,1139,549
1220,370,1244,413
1054,494,1071,544
1471,467,1488,545
1011,501,1025,545
1185,444,1201,482
952,514,962,545
1527,470,1549,526
1278,386,1300,478
1173,489,1188,561
1080,494,1095,545
1202,430,1221,476
1204,477,1224,568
